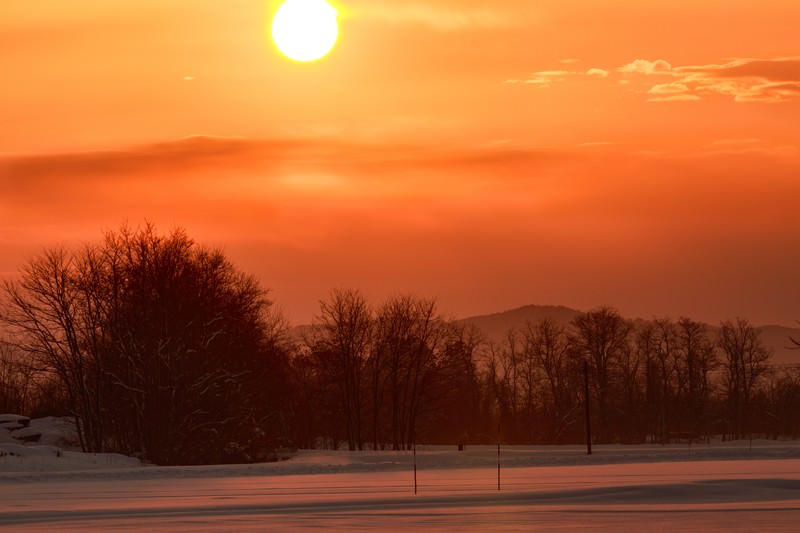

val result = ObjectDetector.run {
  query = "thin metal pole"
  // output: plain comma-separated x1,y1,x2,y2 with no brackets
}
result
584,360,593,456
497,420,501,491
497,440,500,491
413,441,418,495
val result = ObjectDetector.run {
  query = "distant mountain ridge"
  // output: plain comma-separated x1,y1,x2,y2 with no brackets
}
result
457,304,580,342
459,304,800,366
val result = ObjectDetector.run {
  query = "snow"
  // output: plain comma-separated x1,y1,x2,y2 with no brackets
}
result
0,416,139,472
0,414,29,432
0,426,16,444
1,458,800,531
28,416,80,448
1,418,800,531
0,414,30,425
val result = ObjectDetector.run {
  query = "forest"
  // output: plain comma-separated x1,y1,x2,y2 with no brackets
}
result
1,225,799,465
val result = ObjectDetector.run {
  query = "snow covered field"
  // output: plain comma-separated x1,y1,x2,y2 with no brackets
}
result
3,424,800,531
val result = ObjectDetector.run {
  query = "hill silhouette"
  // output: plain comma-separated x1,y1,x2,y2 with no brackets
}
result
460,304,800,366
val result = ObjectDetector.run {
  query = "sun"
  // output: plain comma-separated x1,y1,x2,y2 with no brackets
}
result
272,0,339,62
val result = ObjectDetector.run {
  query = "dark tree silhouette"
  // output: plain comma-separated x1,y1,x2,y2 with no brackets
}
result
2,224,289,464
6,240,797,455
521,318,577,443
719,318,771,439
426,323,488,445
373,295,445,450
0,339,36,414
569,306,633,443
311,288,372,451
2,246,107,451
675,317,718,440
486,328,524,442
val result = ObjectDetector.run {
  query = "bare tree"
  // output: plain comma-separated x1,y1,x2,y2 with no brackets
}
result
373,295,444,450
521,318,576,443
675,317,718,440
646,318,679,443
287,347,337,450
570,306,633,443
432,323,487,444
764,367,800,439
1,247,106,451
719,318,771,439
483,328,528,442
2,224,289,464
0,339,37,414
311,289,372,451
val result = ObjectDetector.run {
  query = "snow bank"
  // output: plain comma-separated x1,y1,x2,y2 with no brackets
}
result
0,426,16,444
0,414,29,432
0,415,141,474
28,416,80,449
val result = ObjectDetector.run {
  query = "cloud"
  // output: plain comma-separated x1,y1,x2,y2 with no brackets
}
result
619,59,672,75
0,136,287,182
646,94,701,103
731,81,800,102
586,68,609,78
505,70,572,86
509,68,604,86
648,82,690,95
672,57,800,103
511,56,800,103
0,135,577,205
681,58,800,82
527,70,569,85
532,70,570,77
609,56,800,103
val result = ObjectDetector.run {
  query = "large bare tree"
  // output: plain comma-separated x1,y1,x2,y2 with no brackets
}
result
311,288,372,451
373,295,445,450
1,224,289,464
569,306,633,443
719,318,771,439
521,318,576,443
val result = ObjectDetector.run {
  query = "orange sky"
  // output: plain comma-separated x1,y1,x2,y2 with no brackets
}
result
1,0,799,325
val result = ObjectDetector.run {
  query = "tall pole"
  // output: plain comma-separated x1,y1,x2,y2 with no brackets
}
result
584,360,592,456
413,440,418,495
497,438,501,492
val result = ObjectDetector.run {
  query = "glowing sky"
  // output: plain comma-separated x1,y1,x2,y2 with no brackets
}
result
1,0,799,325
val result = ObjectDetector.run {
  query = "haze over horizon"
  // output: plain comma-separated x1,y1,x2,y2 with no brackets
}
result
2,0,799,326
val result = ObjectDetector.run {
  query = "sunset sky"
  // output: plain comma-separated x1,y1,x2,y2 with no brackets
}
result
1,0,799,326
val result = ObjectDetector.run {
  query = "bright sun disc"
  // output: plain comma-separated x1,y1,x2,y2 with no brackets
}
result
272,0,339,62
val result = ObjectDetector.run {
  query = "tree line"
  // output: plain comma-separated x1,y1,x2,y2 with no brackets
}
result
1,225,799,464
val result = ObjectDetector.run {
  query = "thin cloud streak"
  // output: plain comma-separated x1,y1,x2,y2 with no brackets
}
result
2,136,798,325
